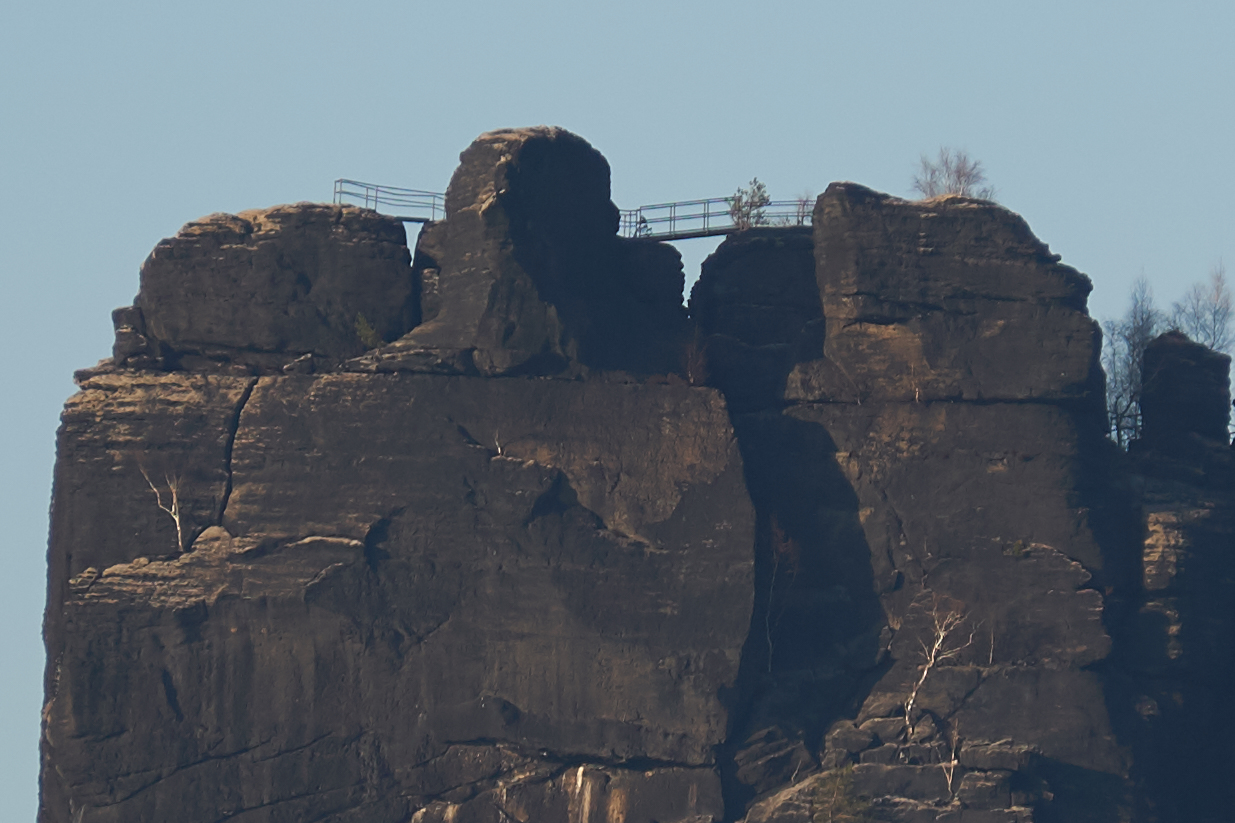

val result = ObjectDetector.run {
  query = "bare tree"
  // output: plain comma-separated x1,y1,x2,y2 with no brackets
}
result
794,191,815,226
903,592,974,735
138,463,186,553
912,147,996,200
1102,277,1164,447
729,178,770,229
1171,261,1234,354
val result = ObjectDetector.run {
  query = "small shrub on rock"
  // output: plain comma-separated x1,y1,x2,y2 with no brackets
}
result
355,312,383,349
811,765,873,823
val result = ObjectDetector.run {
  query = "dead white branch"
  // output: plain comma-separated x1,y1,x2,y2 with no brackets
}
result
139,464,184,552
941,720,962,798
904,593,975,734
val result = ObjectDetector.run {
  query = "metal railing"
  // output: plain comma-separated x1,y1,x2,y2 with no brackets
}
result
333,179,446,222
331,178,813,237
618,198,812,240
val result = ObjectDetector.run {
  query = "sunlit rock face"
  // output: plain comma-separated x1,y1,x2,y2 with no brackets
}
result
801,183,1102,408
42,127,747,823
131,202,417,367
41,129,1233,823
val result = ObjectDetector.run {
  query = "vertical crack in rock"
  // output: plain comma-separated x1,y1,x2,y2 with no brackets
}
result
45,129,1234,822
159,669,184,723
214,377,256,527
692,184,1137,822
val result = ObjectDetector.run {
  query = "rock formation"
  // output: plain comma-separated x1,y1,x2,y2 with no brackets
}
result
691,188,1127,822
125,202,418,369
41,127,1234,823
1115,331,1235,823
44,128,746,823
1138,330,1232,455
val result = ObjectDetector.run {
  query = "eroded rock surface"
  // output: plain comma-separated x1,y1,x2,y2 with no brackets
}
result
44,372,753,823
356,127,690,377
1111,333,1235,823
801,185,1102,407
692,187,1132,822
126,203,416,369
42,131,1233,823
43,128,746,823
1137,330,1232,473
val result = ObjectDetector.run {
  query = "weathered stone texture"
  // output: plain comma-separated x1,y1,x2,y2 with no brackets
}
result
357,127,689,378
43,373,753,823
804,184,1102,408
133,203,416,364
1139,329,1232,448
42,128,1235,823
1113,399,1235,823
690,186,1127,822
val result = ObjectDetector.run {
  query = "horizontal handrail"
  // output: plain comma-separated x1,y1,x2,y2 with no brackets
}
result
619,199,812,239
331,179,813,238
333,179,447,222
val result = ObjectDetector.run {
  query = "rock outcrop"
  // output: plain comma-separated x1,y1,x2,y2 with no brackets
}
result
123,203,417,370
42,128,747,823
692,186,1128,822
42,130,1234,823
1114,331,1235,823
1138,330,1232,450
355,127,689,377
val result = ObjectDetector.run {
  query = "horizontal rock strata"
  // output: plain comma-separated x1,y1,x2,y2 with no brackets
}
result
42,129,1233,823
44,373,753,823
692,186,1128,822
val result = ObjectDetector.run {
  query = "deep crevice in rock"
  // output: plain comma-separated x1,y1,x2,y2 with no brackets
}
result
214,376,257,527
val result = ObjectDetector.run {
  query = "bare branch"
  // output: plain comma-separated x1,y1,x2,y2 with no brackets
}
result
903,592,973,734
795,192,815,226
138,463,185,553
1171,260,1234,354
764,514,801,672
912,147,996,200
1102,276,1165,447
941,720,962,799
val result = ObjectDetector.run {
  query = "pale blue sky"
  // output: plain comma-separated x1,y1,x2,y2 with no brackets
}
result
3,2,1232,816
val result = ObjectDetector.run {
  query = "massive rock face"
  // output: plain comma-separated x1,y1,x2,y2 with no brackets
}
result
42,130,1234,823
47,373,750,823
1115,331,1235,823
800,185,1101,406
42,128,748,823
691,187,1132,822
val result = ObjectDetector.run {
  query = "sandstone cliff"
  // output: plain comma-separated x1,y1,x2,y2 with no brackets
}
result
41,127,1233,823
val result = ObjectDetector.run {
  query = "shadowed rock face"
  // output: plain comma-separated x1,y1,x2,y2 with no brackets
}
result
359,126,690,377
691,190,1144,822
1139,330,1232,448
42,130,1234,823
1111,331,1235,823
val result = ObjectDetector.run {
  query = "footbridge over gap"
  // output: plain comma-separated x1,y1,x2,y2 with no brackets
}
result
333,179,813,241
